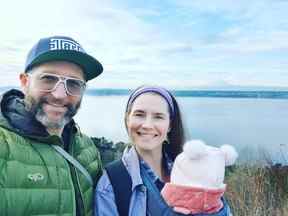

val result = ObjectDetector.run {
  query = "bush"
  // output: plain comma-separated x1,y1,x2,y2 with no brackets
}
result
92,137,126,165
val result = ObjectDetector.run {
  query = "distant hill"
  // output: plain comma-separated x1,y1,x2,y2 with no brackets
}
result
86,88,131,96
1,86,288,99
85,88,288,99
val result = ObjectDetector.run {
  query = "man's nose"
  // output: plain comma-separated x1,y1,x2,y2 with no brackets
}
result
51,82,68,99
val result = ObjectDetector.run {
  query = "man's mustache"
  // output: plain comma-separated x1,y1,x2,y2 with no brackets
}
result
40,96,80,117
29,95,81,118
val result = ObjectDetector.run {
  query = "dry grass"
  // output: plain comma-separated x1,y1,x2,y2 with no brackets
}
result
225,164,288,216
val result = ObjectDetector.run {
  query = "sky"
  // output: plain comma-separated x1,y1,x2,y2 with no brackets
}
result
0,0,287,89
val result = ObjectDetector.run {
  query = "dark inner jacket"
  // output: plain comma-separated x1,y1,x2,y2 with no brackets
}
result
1,89,73,149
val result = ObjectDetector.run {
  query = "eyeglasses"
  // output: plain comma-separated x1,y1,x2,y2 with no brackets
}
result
30,73,86,96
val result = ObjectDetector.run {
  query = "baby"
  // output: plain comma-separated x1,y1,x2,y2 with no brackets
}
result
161,140,238,215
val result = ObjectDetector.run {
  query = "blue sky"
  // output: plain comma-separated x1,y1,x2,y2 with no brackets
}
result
0,0,287,89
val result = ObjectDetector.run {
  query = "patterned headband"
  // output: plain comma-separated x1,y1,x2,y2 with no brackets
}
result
126,86,175,119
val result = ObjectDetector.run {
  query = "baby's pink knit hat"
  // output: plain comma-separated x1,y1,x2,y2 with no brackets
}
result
171,140,238,189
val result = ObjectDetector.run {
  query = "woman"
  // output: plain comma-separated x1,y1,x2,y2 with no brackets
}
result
94,86,230,216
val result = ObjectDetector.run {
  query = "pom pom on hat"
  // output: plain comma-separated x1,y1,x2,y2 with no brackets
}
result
220,145,238,166
183,140,238,166
183,140,208,160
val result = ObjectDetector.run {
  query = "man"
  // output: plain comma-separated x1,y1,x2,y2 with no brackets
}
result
0,36,103,215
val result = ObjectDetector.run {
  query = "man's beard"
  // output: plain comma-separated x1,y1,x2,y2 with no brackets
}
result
25,94,81,130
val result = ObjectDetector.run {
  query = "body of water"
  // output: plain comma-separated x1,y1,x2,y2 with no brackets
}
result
75,95,288,164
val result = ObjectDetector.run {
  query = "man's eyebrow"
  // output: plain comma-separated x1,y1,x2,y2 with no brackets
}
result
40,71,82,79
39,70,57,74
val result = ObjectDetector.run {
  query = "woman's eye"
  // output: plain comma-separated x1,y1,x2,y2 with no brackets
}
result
155,115,164,119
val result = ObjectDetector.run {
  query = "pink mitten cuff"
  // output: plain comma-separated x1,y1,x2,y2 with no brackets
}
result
161,183,226,215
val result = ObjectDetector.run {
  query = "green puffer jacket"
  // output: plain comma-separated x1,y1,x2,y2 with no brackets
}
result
0,89,102,216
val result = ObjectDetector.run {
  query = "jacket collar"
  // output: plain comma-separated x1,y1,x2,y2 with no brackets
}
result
122,146,144,190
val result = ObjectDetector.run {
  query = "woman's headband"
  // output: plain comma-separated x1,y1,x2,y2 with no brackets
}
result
126,86,175,119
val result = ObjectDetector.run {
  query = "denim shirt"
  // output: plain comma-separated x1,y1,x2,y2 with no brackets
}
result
94,146,231,216
139,152,173,191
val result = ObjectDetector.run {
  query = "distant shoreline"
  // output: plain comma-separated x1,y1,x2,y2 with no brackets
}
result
1,87,288,99
85,89,288,99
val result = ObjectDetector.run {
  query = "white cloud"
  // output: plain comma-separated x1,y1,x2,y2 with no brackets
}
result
0,0,287,88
